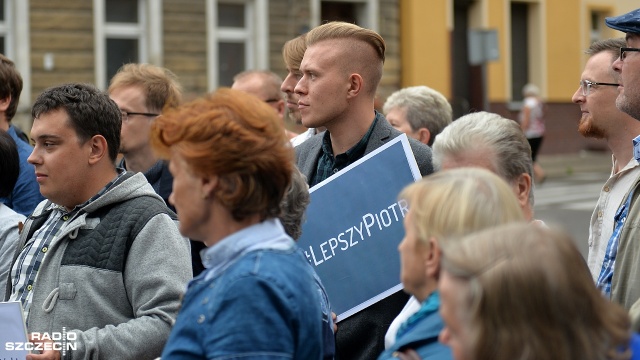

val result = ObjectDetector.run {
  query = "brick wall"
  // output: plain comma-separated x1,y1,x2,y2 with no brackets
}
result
30,0,94,101
163,0,208,100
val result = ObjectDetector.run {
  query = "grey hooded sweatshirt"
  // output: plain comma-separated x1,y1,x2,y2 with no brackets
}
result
5,172,192,360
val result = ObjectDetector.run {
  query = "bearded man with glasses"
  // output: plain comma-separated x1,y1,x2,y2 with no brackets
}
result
601,8,640,327
571,38,640,311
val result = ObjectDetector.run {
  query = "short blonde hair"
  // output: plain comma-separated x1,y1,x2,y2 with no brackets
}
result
109,63,182,112
442,223,632,360
305,21,385,95
282,34,306,72
399,167,525,245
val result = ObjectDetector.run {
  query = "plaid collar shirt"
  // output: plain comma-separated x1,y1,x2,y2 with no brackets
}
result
310,116,378,187
596,136,640,297
10,170,125,321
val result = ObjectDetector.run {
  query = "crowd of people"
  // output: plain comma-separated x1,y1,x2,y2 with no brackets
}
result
1,6,640,360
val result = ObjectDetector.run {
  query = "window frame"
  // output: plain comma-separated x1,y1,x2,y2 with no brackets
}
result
206,0,268,91
310,0,379,30
93,0,163,89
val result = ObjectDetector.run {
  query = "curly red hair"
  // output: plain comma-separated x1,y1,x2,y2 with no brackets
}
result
151,88,293,221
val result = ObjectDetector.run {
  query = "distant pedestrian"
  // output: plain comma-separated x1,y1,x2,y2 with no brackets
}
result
518,83,546,184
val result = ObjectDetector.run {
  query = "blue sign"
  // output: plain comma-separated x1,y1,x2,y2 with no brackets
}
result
297,135,422,321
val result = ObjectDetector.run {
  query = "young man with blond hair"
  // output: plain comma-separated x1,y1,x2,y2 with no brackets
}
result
294,21,433,360
109,63,206,276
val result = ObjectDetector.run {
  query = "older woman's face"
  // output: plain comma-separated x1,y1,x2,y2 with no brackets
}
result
439,270,474,360
398,210,429,300
168,153,209,241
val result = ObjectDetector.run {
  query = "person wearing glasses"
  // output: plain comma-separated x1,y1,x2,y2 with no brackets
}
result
109,63,207,277
570,38,640,311
109,63,180,201
607,8,640,121
232,69,299,140
604,9,640,320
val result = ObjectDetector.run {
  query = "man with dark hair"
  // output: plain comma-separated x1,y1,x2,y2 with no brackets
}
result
0,54,44,216
0,130,24,294
5,83,191,360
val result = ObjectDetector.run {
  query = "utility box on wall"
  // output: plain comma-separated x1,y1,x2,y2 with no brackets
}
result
468,29,499,65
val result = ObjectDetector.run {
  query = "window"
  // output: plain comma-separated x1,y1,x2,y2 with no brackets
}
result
0,0,9,56
590,11,607,44
3,0,30,108
94,0,162,89
310,0,379,30
206,0,268,90
510,2,529,102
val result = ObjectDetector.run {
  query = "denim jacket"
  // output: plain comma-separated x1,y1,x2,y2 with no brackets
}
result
161,219,323,360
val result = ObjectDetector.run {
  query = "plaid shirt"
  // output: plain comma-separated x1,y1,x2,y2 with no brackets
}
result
9,170,125,321
596,136,640,297
310,116,378,187
596,189,633,297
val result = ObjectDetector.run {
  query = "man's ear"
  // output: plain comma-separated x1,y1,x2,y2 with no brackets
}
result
87,135,109,165
346,73,363,98
416,128,431,145
513,173,532,210
0,95,11,112
424,237,441,279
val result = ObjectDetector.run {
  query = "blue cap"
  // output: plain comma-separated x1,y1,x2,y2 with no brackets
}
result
606,8,640,34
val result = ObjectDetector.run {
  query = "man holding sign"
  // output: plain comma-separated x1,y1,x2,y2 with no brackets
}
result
294,21,433,360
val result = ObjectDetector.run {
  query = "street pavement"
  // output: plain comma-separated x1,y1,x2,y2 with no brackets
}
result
534,150,612,259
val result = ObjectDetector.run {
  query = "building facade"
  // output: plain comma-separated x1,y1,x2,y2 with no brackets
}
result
5,0,636,153
401,0,636,153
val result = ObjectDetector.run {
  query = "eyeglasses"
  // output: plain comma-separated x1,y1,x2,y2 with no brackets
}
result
620,47,640,61
120,110,159,123
579,79,618,96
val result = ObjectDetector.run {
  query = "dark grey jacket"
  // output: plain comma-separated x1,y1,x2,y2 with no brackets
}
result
295,113,433,182
6,172,191,360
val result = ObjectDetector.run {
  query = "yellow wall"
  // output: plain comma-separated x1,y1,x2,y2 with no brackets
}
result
546,0,583,102
400,0,451,99
399,0,627,104
486,0,508,102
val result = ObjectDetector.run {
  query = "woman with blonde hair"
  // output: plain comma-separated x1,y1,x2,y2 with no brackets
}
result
439,223,640,360
153,88,323,359
377,167,525,359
